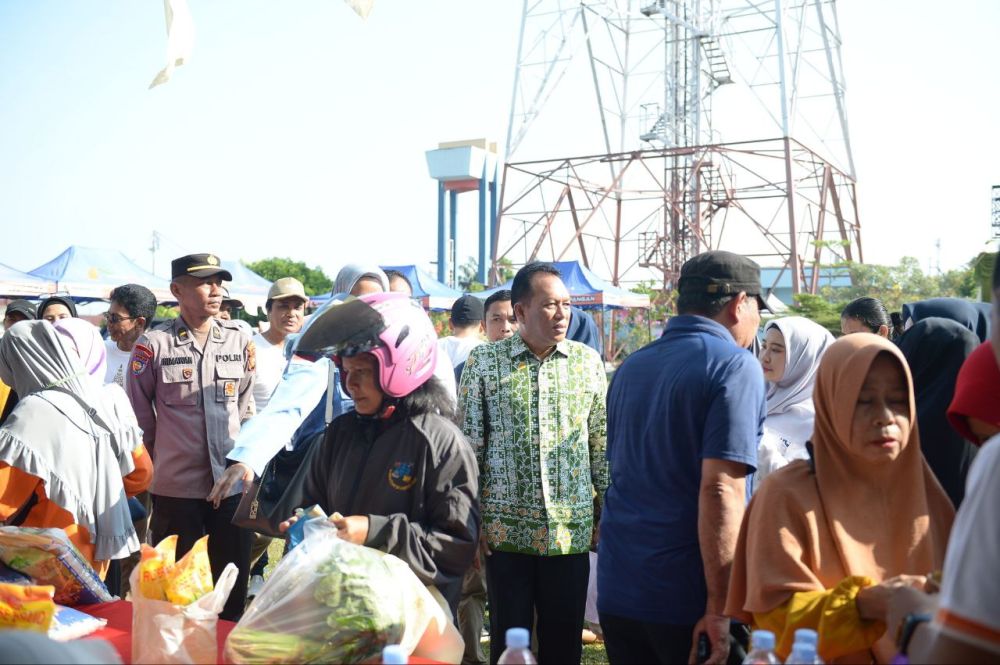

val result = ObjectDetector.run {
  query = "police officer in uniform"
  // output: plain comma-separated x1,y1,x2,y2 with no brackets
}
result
126,253,256,620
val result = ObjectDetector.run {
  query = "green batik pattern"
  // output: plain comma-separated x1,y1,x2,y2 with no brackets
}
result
459,334,608,556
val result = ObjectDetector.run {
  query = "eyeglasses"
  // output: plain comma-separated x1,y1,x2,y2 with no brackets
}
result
103,312,137,325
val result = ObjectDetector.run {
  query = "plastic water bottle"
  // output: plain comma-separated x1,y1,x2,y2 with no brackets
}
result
788,639,824,664
497,627,537,664
793,628,818,648
742,629,781,664
381,644,407,664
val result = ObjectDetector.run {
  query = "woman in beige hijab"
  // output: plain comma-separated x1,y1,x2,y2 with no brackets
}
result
726,333,954,663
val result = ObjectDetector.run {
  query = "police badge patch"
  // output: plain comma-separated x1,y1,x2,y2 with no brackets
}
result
387,461,416,491
131,344,153,376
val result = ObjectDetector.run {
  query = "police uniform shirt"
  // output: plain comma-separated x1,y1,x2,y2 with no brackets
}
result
126,317,256,499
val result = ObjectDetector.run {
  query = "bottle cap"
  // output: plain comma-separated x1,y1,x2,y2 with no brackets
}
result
382,644,407,664
793,628,818,645
791,642,817,661
751,629,775,650
506,627,530,649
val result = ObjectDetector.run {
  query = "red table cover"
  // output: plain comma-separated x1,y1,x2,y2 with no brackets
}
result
75,600,235,664
75,600,444,664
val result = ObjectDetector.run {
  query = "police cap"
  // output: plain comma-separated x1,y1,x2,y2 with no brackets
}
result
171,253,233,281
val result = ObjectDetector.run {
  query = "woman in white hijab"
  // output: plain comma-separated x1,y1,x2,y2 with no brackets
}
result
755,316,835,488
0,320,151,578
331,263,389,299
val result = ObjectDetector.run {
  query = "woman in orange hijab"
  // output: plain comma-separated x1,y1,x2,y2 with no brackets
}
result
726,333,954,663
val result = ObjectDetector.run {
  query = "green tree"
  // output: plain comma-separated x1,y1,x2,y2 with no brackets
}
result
496,257,516,283
155,305,179,319
970,251,997,301
788,254,984,334
243,257,332,296
457,257,484,292
457,256,516,292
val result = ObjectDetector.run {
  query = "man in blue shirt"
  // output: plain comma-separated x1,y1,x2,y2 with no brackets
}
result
598,251,767,665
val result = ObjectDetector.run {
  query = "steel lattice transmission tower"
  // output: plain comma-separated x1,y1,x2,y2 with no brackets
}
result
493,0,862,296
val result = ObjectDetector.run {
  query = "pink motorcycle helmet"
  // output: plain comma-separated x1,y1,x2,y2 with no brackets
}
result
335,292,438,398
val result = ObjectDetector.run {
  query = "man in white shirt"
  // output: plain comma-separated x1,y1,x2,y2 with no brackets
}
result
251,277,307,413
103,283,157,596
438,295,484,371
104,284,157,388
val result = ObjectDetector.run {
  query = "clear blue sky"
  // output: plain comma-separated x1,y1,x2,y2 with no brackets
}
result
0,0,997,282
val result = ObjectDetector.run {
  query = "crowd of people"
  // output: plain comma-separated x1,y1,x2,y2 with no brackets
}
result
0,247,997,664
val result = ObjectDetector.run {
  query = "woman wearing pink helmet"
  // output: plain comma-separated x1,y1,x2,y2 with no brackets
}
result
278,292,480,616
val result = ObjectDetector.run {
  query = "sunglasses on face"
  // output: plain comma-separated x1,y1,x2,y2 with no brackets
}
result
103,312,137,325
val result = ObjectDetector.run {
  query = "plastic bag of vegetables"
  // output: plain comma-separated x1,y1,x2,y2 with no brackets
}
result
225,517,462,664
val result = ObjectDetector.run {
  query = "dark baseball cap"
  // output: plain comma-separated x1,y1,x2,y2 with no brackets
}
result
171,253,233,281
678,250,769,311
451,294,485,324
220,287,244,310
4,299,36,320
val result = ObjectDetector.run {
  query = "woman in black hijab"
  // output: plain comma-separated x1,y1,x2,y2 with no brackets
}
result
901,297,990,343
36,296,78,323
897,317,979,507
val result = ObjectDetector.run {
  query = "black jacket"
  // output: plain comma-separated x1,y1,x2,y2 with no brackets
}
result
293,408,480,614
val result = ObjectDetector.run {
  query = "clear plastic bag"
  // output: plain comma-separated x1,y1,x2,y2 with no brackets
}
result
129,561,237,664
225,518,462,664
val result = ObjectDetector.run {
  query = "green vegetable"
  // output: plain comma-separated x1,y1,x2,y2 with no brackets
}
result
225,535,406,664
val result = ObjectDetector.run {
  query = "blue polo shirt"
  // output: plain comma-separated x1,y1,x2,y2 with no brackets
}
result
597,315,764,625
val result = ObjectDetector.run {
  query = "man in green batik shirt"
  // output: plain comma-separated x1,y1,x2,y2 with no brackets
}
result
459,262,608,665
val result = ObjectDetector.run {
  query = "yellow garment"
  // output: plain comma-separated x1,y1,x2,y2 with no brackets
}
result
0,379,9,416
754,576,886,662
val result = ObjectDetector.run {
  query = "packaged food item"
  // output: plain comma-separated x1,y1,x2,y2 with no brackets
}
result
164,536,214,606
134,535,214,606
0,527,113,605
0,561,31,585
0,583,56,633
137,535,178,602
287,505,328,549
49,603,107,641
129,535,237,664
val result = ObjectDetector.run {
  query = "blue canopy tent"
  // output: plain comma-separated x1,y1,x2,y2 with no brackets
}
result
221,260,273,313
28,245,173,302
471,261,650,361
380,264,463,311
471,261,650,310
0,262,54,297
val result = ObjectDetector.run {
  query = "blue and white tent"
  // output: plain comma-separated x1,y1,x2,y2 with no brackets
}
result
28,245,173,302
221,260,273,313
473,260,650,309
309,264,463,311
0,262,54,297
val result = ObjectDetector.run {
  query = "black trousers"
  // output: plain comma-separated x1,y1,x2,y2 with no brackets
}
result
600,612,749,665
484,551,589,665
150,493,252,621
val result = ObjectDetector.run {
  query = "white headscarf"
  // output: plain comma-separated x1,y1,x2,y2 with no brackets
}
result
754,317,834,486
332,263,388,298
0,320,139,562
763,316,835,418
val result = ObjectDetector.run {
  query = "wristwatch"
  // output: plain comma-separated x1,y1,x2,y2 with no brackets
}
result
897,612,932,656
